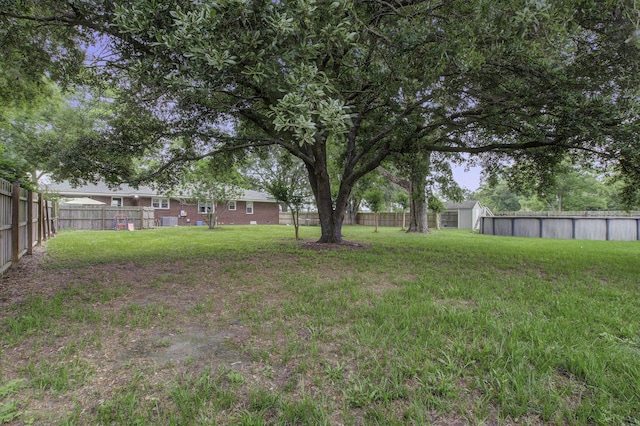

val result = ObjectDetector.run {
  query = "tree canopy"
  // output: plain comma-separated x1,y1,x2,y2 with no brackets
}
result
3,0,640,242
475,165,635,213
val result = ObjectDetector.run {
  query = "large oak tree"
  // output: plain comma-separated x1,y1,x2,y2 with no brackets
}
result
3,0,640,242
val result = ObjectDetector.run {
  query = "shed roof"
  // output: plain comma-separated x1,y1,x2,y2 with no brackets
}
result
443,200,481,210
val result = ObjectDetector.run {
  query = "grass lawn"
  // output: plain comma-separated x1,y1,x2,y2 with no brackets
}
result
0,225,639,425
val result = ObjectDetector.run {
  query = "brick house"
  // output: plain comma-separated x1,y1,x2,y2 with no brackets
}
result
43,181,280,226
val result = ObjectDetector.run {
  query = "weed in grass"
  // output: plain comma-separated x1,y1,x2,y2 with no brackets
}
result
95,369,157,425
259,365,275,380
2,289,105,346
0,379,25,423
59,335,97,357
189,302,208,316
324,361,346,382
97,285,129,303
0,400,20,424
226,370,246,386
151,339,171,350
24,358,94,394
344,374,409,409
232,410,267,425
96,387,146,425
111,303,172,328
169,369,236,424
279,340,302,366
57,403,83,426
3,295,63,342
247,388,281,417
277,395,328,425
245,342,270,364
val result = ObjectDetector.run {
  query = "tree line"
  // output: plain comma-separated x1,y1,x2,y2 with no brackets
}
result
2,1,640,242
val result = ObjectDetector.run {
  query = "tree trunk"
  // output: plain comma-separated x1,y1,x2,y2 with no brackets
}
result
305,146,345,244
317,207,344,243
291,209,300,240
407,190,429,233
346,197,360,225
406,154,431,233
377,164,430,233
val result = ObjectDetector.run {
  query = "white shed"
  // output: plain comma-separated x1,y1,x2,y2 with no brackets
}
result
441,201,491,231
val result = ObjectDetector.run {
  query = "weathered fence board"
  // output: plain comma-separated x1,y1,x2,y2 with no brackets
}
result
0,179,51,274
481,216,640,241
0,179,12,274
279,211,438,229
57,206,156,231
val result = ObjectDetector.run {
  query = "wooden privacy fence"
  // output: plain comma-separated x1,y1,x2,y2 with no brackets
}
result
57,206,156,231
480,216,640,241
279,211,438,228
1,179,54,274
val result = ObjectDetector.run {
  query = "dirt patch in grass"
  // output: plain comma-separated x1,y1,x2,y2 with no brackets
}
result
0,243,561,425
0,246,52,309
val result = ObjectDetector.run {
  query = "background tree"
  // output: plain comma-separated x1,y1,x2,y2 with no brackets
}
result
0,0,88,125
343,174,376,226
242,147,310,240
394,192,410,231
379,151,462,233
363,188,384,233
474,181,522,212
4,1,640,243
0,144,31,188
175,158,245,230
533,166,609,212
427,195,446,230
475,166,638,212
1,87,111,186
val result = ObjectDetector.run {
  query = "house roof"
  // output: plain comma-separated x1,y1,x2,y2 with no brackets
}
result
41,181,276,203
43,181,159,197
443,200,481,210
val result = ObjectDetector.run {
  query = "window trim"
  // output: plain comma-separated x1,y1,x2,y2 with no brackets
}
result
228,200,237,211
246,201,254,215
198,200,214,214
111,197,123,207
152,197,170,209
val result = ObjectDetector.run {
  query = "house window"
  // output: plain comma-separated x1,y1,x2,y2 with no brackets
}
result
246,201,253,215
228,200,236,211
198,201,214,214
152,198,170,209
111,197,123,207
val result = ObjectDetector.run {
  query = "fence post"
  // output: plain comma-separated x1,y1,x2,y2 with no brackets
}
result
38,193,43,246
45,200,51,239
11,182,20,268
27,190,34,255
50,202,57,234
